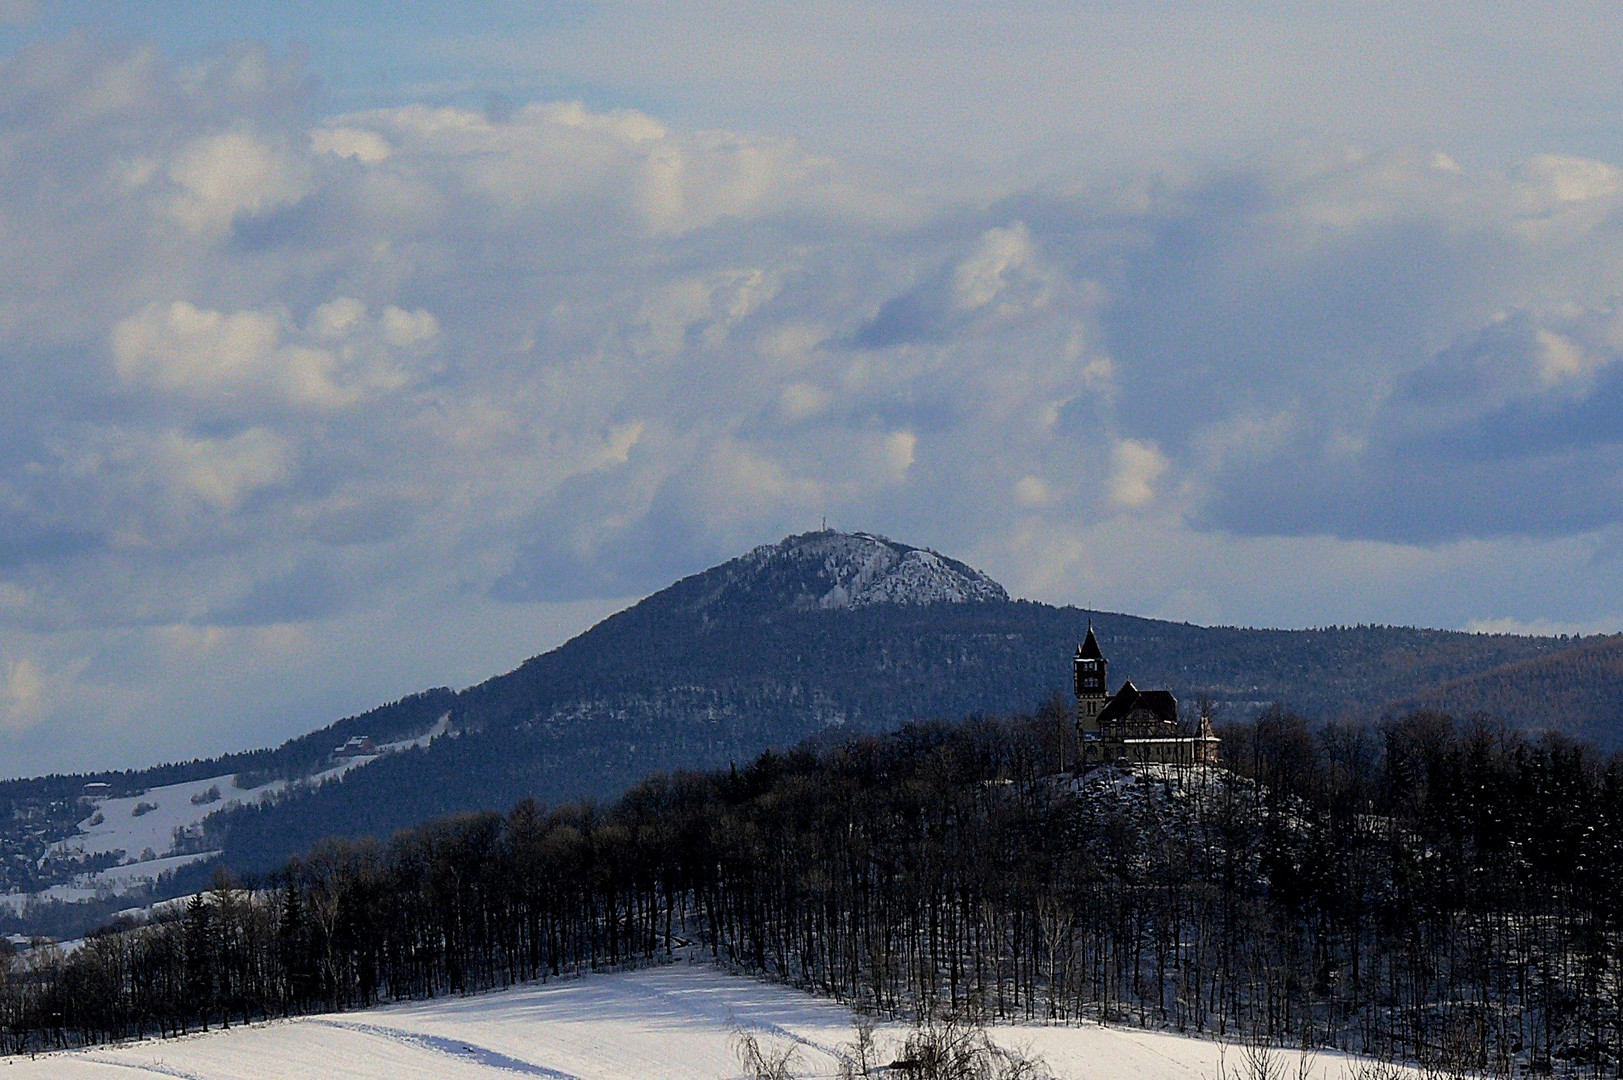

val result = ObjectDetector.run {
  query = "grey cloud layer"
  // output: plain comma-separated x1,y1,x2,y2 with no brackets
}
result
2,40,1622,771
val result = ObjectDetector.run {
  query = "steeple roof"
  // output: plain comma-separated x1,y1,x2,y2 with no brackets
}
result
1078,624,1103,660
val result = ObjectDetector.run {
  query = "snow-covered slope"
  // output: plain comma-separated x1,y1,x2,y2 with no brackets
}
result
1,717,450,912
687,530,1009,616
7,964,1407,1080
57,774,283,864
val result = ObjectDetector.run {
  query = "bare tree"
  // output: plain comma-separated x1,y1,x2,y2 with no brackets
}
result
734,1027,801,1080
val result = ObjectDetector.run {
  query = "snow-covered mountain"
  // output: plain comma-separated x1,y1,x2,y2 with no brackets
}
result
679,530,1008,616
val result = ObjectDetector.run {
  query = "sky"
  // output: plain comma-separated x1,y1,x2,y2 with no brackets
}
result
4,2,1623,775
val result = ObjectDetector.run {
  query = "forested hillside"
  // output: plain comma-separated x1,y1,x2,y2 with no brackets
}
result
208,596,1584,872
162,533,1609,871
1389,634,1623,747
10,708,1623,1077
3,531,1609,901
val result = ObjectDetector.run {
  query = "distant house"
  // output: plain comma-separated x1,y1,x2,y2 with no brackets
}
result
81,782,112,798
1074,625,1219,766
333,735,376,758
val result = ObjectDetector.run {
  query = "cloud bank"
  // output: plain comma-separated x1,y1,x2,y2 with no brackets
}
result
2,37,1623,772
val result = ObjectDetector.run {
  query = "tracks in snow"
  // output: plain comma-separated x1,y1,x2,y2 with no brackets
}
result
309,1019,584,1079
74,1058,210,1080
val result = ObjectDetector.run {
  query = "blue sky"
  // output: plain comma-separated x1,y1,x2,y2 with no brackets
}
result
0,3,597,105
3,2,1623,774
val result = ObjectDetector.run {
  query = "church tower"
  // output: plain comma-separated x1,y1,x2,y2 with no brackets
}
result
1074,624,1109,741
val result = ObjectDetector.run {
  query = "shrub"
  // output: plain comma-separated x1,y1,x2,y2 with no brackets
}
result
734,1029,800,1080
838,1015,1050,1080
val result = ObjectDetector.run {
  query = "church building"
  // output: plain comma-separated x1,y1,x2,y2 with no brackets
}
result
1074,626,1220,766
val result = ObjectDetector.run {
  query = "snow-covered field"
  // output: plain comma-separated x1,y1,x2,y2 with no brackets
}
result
1,964,1405,1080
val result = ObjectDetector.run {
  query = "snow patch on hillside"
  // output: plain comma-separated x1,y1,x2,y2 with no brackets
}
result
54,774,284,866
1,716,451,912
6,964,1413,1080
0,851,220,912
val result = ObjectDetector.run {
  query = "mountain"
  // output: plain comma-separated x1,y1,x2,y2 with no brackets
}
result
0,529,1607,919
1387,633,1623,747
208,530,1591,870
680,531,1009,613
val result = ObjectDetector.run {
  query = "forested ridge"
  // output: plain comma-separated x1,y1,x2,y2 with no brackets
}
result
5,706,1623,1077
203,604,1594,875
3,532,1608,909
1393,636,1623,751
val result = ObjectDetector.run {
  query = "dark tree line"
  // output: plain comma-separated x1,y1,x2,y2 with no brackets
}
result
200,608,1595,879
3,707,1623,1077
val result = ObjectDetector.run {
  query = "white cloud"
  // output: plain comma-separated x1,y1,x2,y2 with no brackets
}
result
1515,154,1622,207
447,3,1623,193
951,223,1045,314
165,130,307,233
113,301,282,392
636,269,779,354
8,35,1623,772
1534,329,1605,386
112,300,418,410
1014,476,1051,508
779,382,834,422
156,427,294,512
694,440,825,534
883,430,917,481
1108,439,1167,508
310,126,392,164
381,306,440,348
1464,615,1623,637
584,422,645,472
312,297,367,338
335,99,832,237
0,657,46,735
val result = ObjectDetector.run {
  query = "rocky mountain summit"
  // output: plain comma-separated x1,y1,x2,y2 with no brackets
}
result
684,531,1008,616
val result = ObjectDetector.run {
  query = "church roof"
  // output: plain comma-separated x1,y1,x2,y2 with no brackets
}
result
1077,624,1103,660
1097,681,1179,727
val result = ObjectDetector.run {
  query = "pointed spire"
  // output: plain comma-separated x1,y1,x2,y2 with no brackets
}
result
1079,621,1103,660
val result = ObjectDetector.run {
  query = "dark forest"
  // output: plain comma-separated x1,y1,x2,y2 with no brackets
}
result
3,706,1622,1077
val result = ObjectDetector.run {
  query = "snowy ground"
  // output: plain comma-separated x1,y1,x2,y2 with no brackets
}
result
1,963,1407,1080
0,851,222,911
1,717,450,914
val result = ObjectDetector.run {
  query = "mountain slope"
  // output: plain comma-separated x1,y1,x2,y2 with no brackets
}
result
209,531,1589,870
1388,633,1623,745
2,530,1602,901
